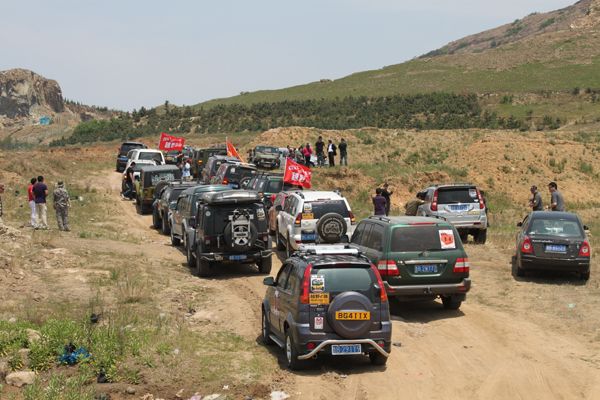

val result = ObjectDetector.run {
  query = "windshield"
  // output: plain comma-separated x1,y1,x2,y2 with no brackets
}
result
307,200,350,218
391,225,460,252
255,146,278,154
311,267,372,293
119,144,144,156
139,152,163,161
528,218,583,237
437,187,479,204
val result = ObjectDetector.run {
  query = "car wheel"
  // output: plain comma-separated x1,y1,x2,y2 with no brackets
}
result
474,229,487,245
258,256,272,274
261,310,274,345
369,351,388,366
136,201,142,215
441,296,462,310
511,257,524,277
459,231,468,243
161,216,171,235
170,228,181,246
580,270,590,281
152,208,161,229
195,251,211,277
285,331,303,370
186,237,196,268
276,226,285,251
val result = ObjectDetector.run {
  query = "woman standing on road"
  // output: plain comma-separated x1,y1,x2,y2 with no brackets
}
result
303,143,313,167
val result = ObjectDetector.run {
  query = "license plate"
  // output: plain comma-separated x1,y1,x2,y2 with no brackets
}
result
335,311,370,320
331,344,362,355
301,233,317,241
414,264,438,274
545,244,567,253
229,255,247,261
449,204,469,212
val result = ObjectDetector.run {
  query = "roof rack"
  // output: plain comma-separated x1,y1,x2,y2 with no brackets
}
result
432,182,475,187
296,244,360,256
368,215,391,223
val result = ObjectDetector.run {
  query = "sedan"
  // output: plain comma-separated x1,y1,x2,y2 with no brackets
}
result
513,211,591,280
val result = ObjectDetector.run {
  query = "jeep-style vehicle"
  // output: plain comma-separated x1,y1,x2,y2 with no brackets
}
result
250,145,281,169
193,190,272,277
261,244,391,370
350,216,471,310
211,162,258,189
152,181,198,234
201,155,240,184
136,165,182,214
192,146,227,179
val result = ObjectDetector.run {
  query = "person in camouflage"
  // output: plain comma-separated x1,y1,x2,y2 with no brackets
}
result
53,181,71,231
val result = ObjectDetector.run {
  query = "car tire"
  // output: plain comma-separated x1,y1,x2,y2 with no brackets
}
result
459,231,468,243
136,201,142,215
276,226,285,251
441,296,462,310
195,251,211,278
316,213,347,244
258,256,272,274
186,236,196,268
474,229,487,245
261,310,274,346
581,270,590,281
511,257,525,278
369,352,388,366
170,227,181,246
285,331,303,370
161,215,171,235
152,208,161,229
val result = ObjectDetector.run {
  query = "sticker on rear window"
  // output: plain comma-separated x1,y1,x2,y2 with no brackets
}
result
303,203,313,211
439,229,456,249
314,316,324,330
469,189,477,198
311,275,325,292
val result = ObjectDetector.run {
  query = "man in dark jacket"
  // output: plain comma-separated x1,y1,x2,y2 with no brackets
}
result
381,183,393,216
373,188,386,216
327,140,336,167
315,136,325,167
339,138,348,166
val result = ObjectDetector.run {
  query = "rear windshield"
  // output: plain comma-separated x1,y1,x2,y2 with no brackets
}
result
312,267,373,293
391,225,460,252
147,172,178,187
168,187,188,201
255,146,279,154
255,178,283,193
528,218,583,237
226,166,256,181
120,143,144,156
437,187,479,204
306,200,350,218
139,152,162,161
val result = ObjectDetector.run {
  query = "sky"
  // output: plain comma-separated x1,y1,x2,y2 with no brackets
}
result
2,0,575,111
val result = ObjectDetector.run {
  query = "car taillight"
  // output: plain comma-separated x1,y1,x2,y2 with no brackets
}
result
521,236,533,254
454,257,470,273
476,188,485,210
349,211,356,225
431,189,438,212
295,213,302,226
306,342,316,350
370,264,388,303
222,178,229,185
300,264,313,304
579,240,591,257
377,260,399,277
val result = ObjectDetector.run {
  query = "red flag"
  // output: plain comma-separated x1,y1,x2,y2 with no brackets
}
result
159,132,185,151
283,158,312,189
226,137,244,162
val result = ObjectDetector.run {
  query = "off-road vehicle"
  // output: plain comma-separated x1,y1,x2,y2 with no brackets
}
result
211,162,258,189
116,142,147,172
135,165,182,214
350,216,471,310
193,190,272,277
191,146,227,179
261,244,391,370
417,183,488,244
202,155,240,184
152,181,198,234
250,145,281,169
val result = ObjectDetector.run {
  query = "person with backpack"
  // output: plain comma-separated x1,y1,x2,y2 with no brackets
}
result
327,139,337,167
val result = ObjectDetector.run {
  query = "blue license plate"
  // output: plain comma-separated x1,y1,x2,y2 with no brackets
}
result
229,255,247,261
545,244,567,253
301,233,317,241
331,344,362,355
414,264,438,274
449,204,469,212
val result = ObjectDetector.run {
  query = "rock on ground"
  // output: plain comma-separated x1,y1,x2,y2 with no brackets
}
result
5,371,35,387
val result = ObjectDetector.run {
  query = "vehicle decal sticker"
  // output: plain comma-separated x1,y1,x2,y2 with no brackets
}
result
311,275,325,292
439,229,456,249
314,316,324,330
309,293,330,305
469,189,478,198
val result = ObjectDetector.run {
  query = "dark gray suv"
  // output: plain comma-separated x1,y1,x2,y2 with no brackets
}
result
261,245,391,370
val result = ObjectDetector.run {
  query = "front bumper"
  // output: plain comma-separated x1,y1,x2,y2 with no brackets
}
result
520,255,590,273
199,249,272,263
384,278,471,297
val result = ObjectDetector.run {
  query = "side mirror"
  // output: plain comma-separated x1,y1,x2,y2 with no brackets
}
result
275,205,283,212
516,222,523,227
263,276,275,286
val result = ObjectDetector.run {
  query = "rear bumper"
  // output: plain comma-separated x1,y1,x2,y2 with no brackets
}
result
298,339,390,360
199,250,272,263
520,256,590,272
384,278,471,297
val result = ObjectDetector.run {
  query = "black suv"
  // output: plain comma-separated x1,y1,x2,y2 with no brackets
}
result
193,190,272,277
212,162,258,189
261,245,391,370
202,155,240,184
152,181,198,235
247,172,295,209
192,146,227,179
116,141,147,172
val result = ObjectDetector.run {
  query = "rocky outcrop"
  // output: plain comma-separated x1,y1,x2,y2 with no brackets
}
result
0,68,64,118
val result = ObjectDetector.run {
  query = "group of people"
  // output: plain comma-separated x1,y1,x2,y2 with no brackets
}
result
286,136,348,168
529,182,565,211
27,176,71,231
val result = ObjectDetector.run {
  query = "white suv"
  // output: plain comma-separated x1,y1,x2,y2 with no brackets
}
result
275,191,356,256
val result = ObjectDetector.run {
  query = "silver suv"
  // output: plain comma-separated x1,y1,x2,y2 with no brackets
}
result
275,191,356,256
418,184,488,244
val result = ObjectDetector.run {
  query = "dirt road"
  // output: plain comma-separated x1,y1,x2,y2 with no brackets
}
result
107,171,600,400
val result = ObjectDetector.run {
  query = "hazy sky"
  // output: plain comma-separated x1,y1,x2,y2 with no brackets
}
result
2,0,574,110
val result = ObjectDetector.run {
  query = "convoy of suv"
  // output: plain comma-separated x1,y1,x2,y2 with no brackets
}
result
115,140,591,371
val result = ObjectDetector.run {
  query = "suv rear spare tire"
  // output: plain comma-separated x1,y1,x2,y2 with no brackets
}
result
316,213,347,244
326,291,373,339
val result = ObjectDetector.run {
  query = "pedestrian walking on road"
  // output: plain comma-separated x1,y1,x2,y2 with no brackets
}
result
373,188,387,216
548,182,565,211
381,183,393,216
315,136,325,167
327,140,336,167
53,181,71,231
339,138,348,166
28,177,37,227
405,192,425,216
33,176,49,229
529,185,543,211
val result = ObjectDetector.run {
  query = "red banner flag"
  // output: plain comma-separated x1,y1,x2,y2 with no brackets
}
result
283,158,312,189
226,137,244,162
159,132,185,151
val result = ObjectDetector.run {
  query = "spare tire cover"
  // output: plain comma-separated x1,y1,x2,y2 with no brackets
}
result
316,213,347,244
223,220,258,252
327,291,373,339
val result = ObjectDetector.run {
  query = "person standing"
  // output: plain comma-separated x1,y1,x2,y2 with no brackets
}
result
53,181,71,231
302,143,313,167
548,182,565,211
373,188,387,216
529,185,543,211
28,178,37,227
122,162,136,199
405,192,425,216
381,183,394,216
33,176,49,229
182,158,192,180
327,140,336,167
315,136,325,167
338,138,348,166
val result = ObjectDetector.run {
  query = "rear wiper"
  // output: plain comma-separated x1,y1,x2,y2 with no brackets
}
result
419,248,440,255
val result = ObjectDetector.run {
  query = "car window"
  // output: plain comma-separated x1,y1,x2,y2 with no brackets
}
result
312,266,373,293
276,263,293,289
351,222,368,246
266,179,283,193
390,225,461,252
527,218,583,237
305,200,350,218
364,224,385,251
437,187,479,204
286,266,299,292
138,152,161,161
274,194,286,207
